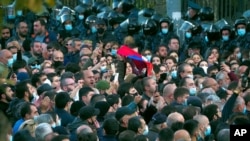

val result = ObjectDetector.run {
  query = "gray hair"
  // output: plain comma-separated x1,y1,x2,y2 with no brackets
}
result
35,114,54,124
35,123,53,141
216,71,226,81
217,129,230,141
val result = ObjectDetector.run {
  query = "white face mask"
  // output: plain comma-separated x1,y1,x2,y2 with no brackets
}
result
43,79,52,85
57,119,61,126
201,66,208,74
187,74,194,79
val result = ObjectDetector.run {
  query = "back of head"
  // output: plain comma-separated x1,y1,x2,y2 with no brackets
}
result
166,112,184,127
35,114,53,124
13,129,36,141
174,129,191,141
103,118,119,136
217,128,230,141
35,123,53,141
118,130,136,141
158,128,174,141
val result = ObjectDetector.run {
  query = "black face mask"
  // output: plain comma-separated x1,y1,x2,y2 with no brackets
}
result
53,61,64,68
97,28,105,34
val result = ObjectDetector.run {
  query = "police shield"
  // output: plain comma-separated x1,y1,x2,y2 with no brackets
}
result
60,14,74,24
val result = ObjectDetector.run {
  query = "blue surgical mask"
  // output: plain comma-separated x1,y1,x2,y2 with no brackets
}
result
100,66,107,72
243,106,247,114
65,24,73,31
8,15,15,19
205,36,209,42
183,99,188,106
204,125,211,136
171,70,177,79
237,29,246,36
51,123,56,128
111,49,117,56
17,10,23,16
91,26,97,33
7,58,14,67
145,55,152,61
56,15,60,21
185,32,192,39
189,87,197,96
78,15,84,20
222,35,229,41
143,125,149,135
31,64,41,70
161,28,168,34
237,52,242,59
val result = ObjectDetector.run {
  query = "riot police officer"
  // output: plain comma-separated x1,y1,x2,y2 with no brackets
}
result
233,17,250,50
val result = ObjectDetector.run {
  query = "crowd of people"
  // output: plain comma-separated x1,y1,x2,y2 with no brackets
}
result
0,0,250,141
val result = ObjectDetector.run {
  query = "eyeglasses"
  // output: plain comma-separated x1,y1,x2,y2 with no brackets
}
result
65,44,72,46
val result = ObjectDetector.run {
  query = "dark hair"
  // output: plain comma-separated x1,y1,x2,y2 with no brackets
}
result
47,41,61,50
31,72,46,87
121,95,134,106
79,86,94,99
117,82,134,98
70,101,85,117
106,94,120,106
202,104,219,122
158,128,174,141
51,135,69,141
47,73,58,83
173,87,189,100
15,80,30,99
183,119,199,136
77,132,98,141
118,130,136,141
20,102,33,118
65,63,81,74
55,92,71,109
103,118,119,135
128,116,143,133
134,135,148,141
13,129,36,141
90,94,105,106
170,121,184,132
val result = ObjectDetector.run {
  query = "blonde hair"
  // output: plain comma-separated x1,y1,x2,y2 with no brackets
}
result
18,119,37,137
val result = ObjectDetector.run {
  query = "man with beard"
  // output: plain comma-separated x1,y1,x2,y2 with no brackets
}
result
7,80,36,125
0,26,11,49
26,40,44,64
15,21,29,47
0,84,14,117
32,19,57,44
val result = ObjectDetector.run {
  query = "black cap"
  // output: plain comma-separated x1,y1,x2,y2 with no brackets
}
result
115,107,135,121
37,83,54,96
151,112,167,125
79,106,100,120
188,0,201,10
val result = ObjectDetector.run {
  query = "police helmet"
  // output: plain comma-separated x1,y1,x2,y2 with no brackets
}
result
108,11,126,26
118,0,135,13
142,19,157,35
127,18,140,34
234,17,247,29
138,8,156,18
199,7,214,21
159,17,173,32
85,15,98,27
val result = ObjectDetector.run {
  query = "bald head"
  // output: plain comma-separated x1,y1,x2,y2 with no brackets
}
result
52,50,64,62
202,77,219,92
163,83,177,104
0,49,12,65
76,125,93,135
174,129,191,141
167,112,185,127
